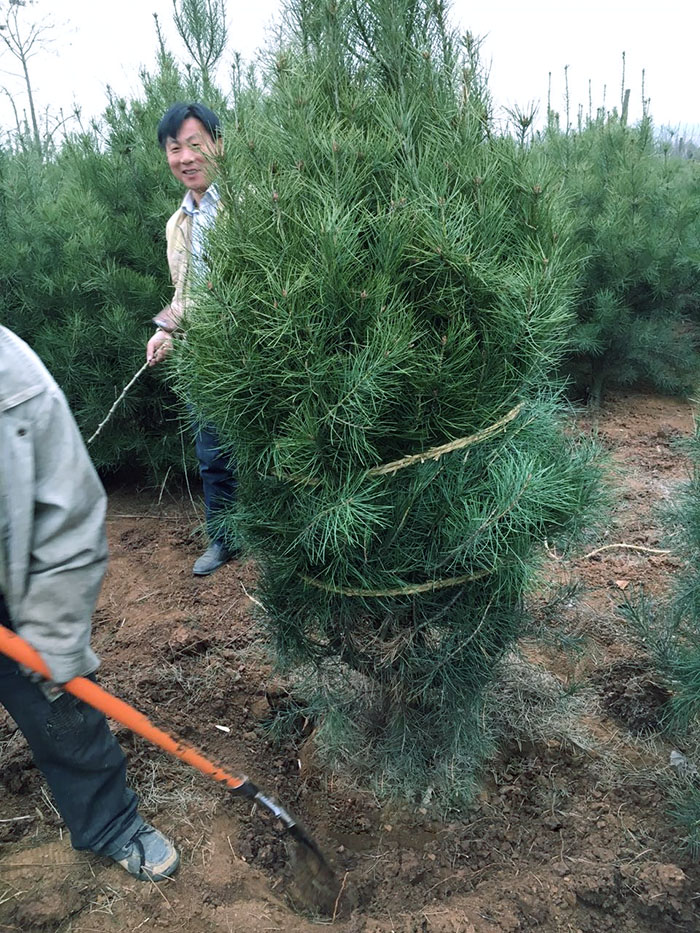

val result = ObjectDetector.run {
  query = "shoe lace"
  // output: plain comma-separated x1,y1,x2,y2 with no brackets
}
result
127,826,151,870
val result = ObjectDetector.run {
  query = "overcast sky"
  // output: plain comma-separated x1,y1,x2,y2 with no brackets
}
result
0,0,696,141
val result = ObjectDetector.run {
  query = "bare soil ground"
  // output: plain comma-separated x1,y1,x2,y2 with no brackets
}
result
2,391,700,933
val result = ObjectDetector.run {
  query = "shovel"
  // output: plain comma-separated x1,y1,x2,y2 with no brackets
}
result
0,623,339,914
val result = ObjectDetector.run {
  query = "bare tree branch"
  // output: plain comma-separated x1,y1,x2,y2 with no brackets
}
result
0,0,56,151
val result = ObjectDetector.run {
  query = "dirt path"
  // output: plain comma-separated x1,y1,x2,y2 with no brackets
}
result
2,391,699,932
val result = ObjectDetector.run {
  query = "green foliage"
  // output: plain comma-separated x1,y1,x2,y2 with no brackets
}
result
541,110,700,405
173,0,228,94
623,426,700,856
624,429,700,729
668,782,700,859
177,0,603,804
0,44,227,474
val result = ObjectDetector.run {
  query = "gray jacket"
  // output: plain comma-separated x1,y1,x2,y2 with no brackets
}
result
0,326,106,682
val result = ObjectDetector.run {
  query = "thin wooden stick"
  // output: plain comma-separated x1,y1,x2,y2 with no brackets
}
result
87,361,149,446
581,543,672,560
241,582,265,611
0,862,87,869
332,870,349,923
105,514,162,521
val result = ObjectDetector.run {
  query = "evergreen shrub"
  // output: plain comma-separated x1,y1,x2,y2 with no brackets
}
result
542,110,700,405
179,0,603,804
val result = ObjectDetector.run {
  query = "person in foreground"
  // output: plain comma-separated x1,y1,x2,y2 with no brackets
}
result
147,101,238,576
0,324,179,882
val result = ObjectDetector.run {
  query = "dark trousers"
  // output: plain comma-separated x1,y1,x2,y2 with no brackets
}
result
0,596,140,855
193,421,237,545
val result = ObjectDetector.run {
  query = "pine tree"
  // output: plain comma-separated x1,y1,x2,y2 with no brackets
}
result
178,0,603,803
542,107,700,406
0,87,175,473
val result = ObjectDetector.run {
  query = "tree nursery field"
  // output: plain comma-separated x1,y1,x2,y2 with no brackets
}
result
2,0,700,930
2,389,700,933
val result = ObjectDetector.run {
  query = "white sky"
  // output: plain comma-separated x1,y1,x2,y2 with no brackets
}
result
0,1,697,140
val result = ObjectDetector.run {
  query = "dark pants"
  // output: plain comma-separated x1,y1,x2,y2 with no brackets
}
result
0,596,140,855
193,421,237,545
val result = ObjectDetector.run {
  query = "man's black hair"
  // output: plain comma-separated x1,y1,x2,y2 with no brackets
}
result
157,102,221,149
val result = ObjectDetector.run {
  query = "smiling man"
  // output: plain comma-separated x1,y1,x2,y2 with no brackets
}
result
147,102,238,576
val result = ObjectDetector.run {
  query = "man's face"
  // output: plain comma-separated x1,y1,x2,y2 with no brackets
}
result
165,116,220,201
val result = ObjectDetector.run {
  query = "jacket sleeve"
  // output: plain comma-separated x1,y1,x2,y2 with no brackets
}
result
159,211,189,331
13,382,107,683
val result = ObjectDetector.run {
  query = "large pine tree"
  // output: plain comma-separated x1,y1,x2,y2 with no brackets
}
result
178,0,602,802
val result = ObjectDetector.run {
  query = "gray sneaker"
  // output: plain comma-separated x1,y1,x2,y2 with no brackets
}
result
110,823,179,881
193,541,233,576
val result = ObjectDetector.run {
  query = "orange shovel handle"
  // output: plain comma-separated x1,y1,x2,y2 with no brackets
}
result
0,623,246,792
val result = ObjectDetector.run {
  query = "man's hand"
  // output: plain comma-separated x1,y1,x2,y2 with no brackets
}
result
147,328,174,367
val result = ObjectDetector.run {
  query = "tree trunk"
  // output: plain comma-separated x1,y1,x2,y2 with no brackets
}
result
20,53,41,152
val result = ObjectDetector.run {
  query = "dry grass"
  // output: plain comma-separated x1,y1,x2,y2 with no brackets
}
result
485,650,600,754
